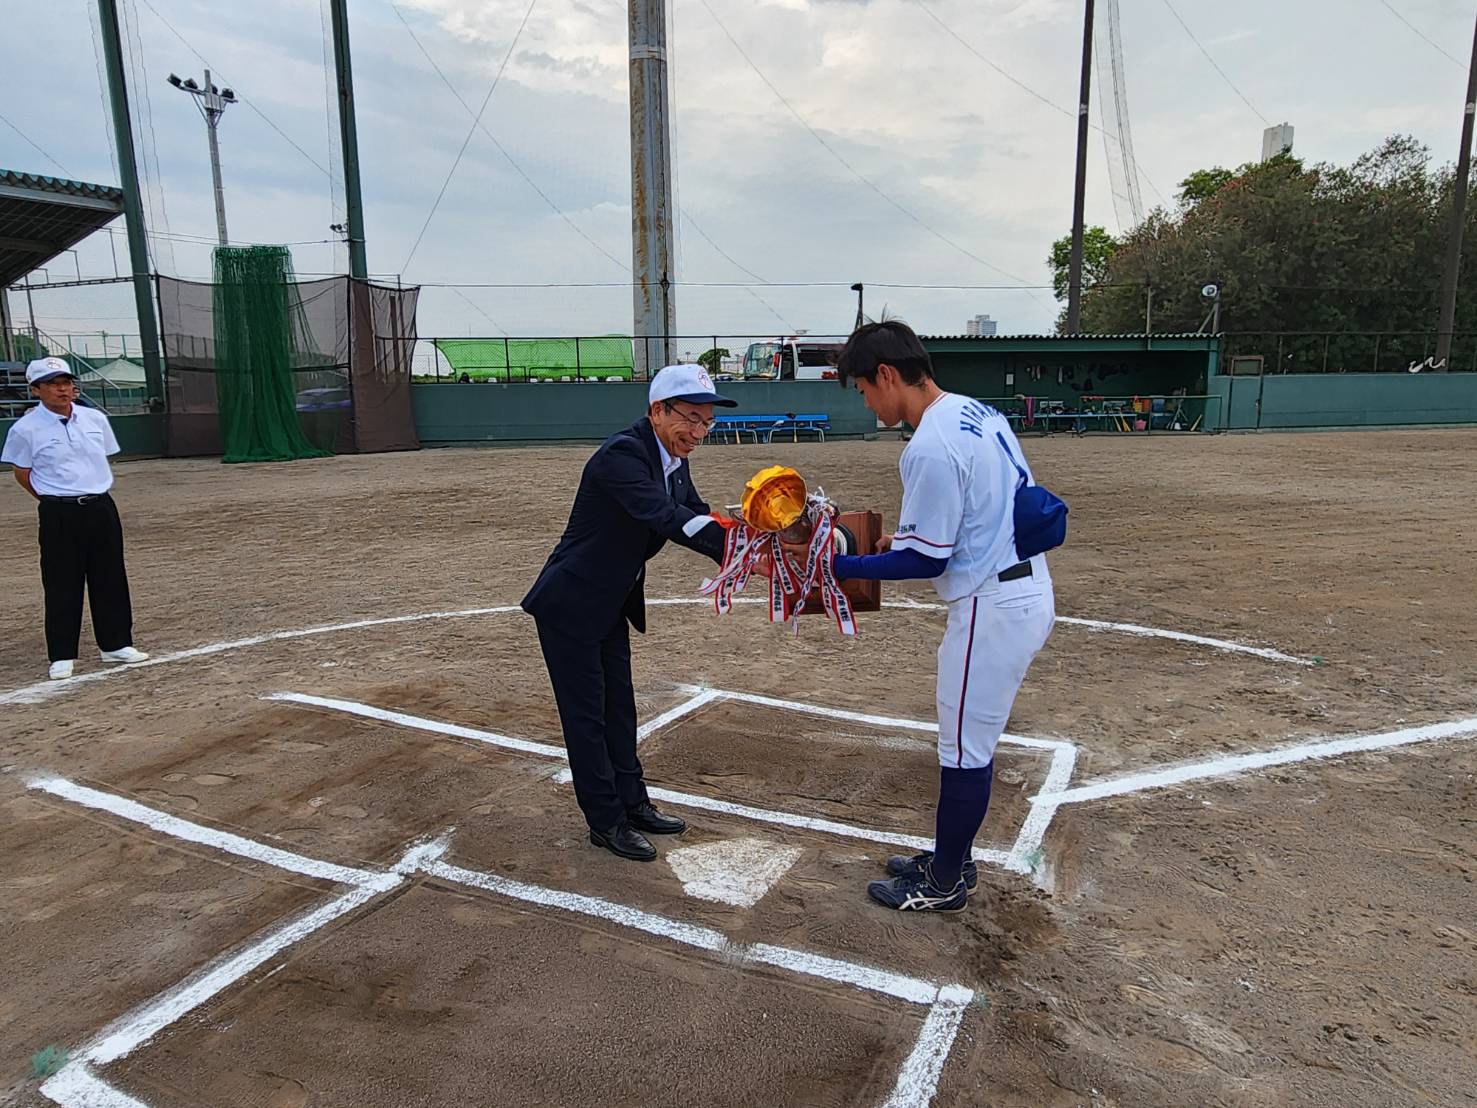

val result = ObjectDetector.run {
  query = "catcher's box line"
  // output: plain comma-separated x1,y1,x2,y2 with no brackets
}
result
30,779,970,1108
264,690,1056,871
1029,714,1477,808
1,597,1308,706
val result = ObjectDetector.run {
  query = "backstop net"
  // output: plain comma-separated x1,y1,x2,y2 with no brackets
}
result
157,257,420,459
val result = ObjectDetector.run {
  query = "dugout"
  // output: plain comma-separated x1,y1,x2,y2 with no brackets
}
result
921,333,1220,407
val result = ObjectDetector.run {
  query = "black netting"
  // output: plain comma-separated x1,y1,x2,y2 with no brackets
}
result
157,273,419,458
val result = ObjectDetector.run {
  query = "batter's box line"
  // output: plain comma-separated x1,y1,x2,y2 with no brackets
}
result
27,776,971,1108
0,596,1310,707
265,687,1079,879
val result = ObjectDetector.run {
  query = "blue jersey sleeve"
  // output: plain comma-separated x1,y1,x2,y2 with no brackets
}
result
833,547,948,581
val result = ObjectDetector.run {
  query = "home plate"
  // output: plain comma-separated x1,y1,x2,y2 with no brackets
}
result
666,837,804,907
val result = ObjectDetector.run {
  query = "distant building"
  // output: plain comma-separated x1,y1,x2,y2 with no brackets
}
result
1261,122,1294,162
965,314,998,337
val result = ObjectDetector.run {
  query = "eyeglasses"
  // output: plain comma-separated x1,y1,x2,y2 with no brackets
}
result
663,401,716,433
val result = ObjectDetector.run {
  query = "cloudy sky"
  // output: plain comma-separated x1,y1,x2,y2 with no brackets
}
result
4,0,1474,348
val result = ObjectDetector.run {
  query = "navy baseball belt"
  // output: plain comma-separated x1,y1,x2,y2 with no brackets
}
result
997,560,1032,583
39,492,111,505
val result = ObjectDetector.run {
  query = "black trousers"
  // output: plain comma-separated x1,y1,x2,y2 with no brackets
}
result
535,615,647,832
38,494,134,662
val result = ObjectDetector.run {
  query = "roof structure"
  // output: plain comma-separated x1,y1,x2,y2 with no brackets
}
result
0,171,125,288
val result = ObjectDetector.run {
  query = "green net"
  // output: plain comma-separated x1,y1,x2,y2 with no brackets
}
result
211,245,335,463
432,337,634,380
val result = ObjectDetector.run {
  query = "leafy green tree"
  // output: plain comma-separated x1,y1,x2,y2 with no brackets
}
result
1047,226,1118,302
1072,136,1475,370
1177,166,1234,206
697,347,729,374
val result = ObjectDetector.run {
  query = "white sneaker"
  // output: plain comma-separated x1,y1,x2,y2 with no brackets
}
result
100,646,150,664
49,660,75,680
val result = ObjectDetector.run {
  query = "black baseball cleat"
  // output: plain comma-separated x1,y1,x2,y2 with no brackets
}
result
627,801,686,835
885,851,979,892
590,822,657,861
867,866,969,913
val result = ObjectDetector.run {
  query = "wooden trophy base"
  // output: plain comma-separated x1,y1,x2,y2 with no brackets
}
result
802,510,882,615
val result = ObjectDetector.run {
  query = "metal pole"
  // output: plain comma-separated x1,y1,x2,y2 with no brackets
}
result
0,288,14,361
203,69,229,246
97,0,165,408
329,0,369,280
629,0,676,375
1065,0,1096,334
1436,11,1477,370
1144,283,1152,334
25,282,39,347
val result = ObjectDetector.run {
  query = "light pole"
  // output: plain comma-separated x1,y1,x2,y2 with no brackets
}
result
167,69,237,246
850,282,864,330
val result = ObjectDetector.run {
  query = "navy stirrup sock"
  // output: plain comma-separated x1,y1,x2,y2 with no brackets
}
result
929,763,994,889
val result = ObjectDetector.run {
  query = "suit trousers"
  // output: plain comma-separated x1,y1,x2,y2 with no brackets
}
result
38,494,134,662
535,615,649,831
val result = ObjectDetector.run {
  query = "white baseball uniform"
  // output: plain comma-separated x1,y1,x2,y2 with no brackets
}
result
890,393,1055,769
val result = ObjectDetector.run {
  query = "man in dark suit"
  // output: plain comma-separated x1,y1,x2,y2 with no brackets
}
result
522,364,736,861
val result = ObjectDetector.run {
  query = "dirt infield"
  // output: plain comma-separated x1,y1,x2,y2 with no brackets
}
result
2,428,1475,1106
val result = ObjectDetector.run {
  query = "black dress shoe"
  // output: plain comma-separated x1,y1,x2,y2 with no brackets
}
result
627,801,686,835
589,822,657,861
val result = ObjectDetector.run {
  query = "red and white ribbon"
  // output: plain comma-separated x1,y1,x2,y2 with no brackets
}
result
697,496,858,636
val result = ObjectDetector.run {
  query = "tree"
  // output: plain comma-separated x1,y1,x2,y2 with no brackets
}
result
697,347,729,374
1047,226,1117,303
1177,166,1234,206
1071,135,1473,371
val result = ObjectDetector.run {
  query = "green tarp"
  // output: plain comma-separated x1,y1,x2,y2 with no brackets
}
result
433,337,634,381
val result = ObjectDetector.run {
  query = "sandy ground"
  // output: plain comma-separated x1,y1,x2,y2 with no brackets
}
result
2,428,1475,1106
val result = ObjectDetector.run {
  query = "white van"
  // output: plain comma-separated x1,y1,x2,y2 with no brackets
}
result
742,336,846,381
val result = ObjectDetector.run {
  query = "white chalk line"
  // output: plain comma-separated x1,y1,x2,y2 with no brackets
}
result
1034,714,1477,808
678,684,1075,753
0,604,526,705
32,781,969,1108
1,596,1306,706
874,596,1310,665
883,985,975,1108
26,775,394,891
39,1063,148,1108
264,691,568,760
266,690,1019,868
85,881,391,1065
414,842,949,1007
548,687,728,783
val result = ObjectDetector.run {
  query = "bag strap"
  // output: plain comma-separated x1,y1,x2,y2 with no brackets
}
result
994,430,1028,489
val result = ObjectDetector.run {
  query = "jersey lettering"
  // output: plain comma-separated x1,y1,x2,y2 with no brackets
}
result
958,400,989,439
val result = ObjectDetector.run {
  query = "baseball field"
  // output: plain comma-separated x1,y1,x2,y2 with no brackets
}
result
2,428,1474,1107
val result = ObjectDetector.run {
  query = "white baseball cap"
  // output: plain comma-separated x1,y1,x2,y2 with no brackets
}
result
26,356,74,384
648,363,736,408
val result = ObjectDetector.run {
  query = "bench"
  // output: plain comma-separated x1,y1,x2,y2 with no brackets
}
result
711,412,830,444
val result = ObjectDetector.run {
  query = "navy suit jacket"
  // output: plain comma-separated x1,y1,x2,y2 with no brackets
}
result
521,417,726,639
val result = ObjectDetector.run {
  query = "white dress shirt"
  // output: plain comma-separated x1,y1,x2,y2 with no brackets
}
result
2,403,119,496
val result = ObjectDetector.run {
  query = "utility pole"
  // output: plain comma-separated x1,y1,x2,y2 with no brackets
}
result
0,289,14,362
97,0,164,409
1435,10,1477,371
167,69,237,245
1065,0,1095,334
629,0,676,376
329,0,369,280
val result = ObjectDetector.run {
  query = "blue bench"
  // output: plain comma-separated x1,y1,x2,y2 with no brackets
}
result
711,412,830,444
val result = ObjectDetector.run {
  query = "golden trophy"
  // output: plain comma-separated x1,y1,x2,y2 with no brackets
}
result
700,466,881,634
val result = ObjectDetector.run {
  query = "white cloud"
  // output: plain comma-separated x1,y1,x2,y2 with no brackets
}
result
3,0,1474,338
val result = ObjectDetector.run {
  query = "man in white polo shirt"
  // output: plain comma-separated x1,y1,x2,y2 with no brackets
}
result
2,357,149,680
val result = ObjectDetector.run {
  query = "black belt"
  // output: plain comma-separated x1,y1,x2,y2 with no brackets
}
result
39,492,111,505
997,560,1033,583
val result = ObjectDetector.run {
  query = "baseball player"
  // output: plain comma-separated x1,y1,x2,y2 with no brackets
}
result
830,321,1060,912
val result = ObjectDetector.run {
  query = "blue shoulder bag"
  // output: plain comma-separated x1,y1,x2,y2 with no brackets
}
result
995,431,1068,560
